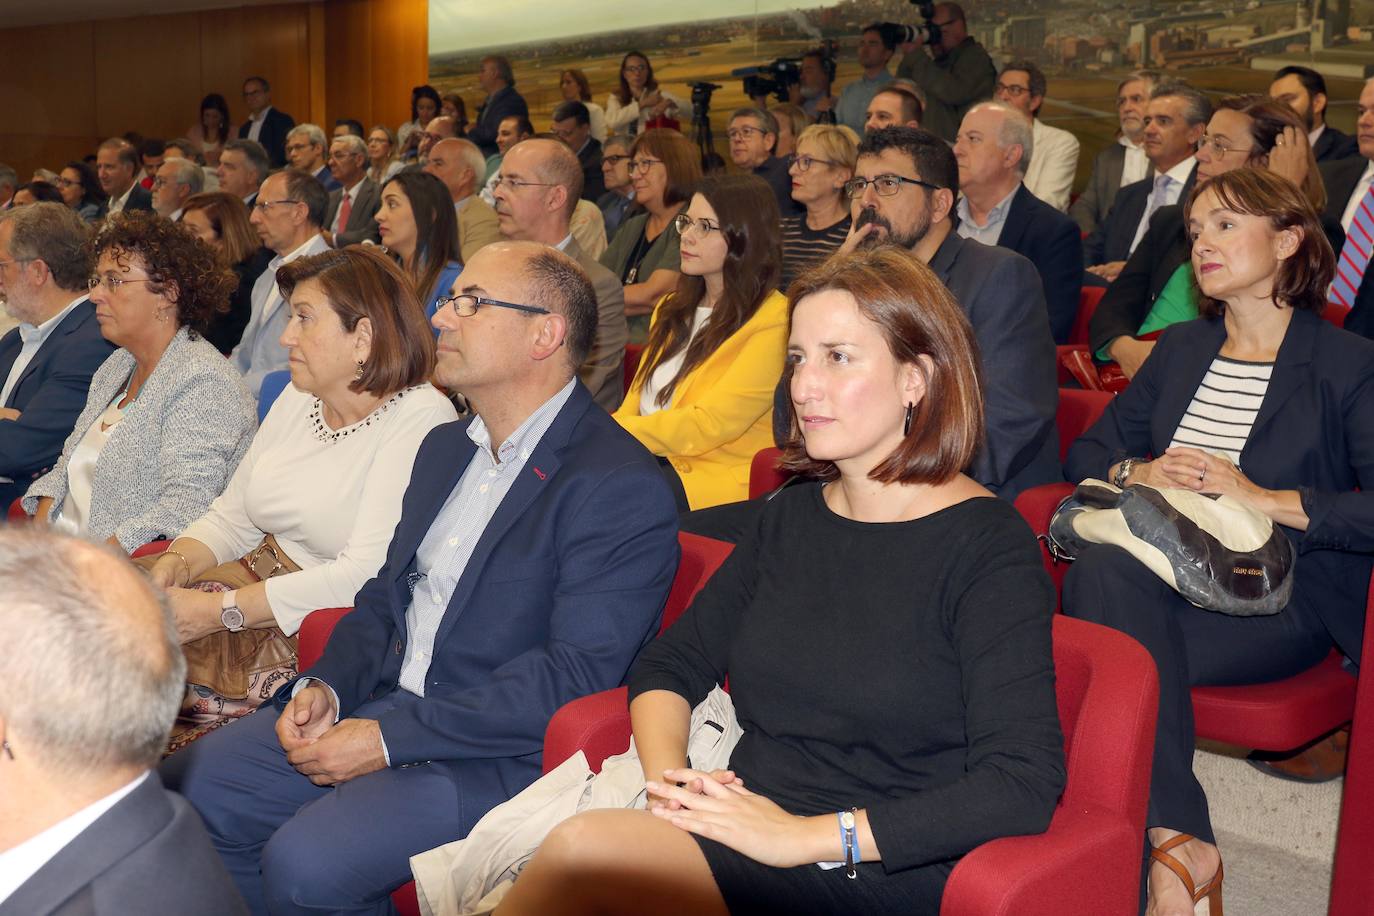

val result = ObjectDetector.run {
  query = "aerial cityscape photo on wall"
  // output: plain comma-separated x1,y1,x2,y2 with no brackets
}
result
428,0,1373,172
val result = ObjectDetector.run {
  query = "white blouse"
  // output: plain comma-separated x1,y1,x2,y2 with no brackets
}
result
639,306,712,415
53,397,126,537
179,382,457,633
605,90,684,140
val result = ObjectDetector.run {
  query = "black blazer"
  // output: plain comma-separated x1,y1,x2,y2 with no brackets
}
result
467,86,529,158
1088,203,1191,358
120,184,153,213
1084,162,1197,269
0,299,115,507
577,137,606,201
1321,156,1374,339
312,164,342,193
1314,126,1360,164
998,183,1084,344
238,106,296,168
1067,310,1374,661
2,774,248,915
205,247,273,355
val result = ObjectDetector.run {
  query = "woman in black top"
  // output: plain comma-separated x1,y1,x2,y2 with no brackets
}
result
496,247,1065,916
179,192,271,354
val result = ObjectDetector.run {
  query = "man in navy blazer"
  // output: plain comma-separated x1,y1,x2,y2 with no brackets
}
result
0,204,115,509
164,241,679,914
238,76,297,169
467,56,529,159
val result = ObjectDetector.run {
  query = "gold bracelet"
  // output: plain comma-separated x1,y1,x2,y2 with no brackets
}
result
164,549,191,574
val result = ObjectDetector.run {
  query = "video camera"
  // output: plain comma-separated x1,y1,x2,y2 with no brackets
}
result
876,0,942,49
733,39,838,104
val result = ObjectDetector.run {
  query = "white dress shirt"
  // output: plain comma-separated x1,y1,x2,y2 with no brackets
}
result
1119,135,1149,188
1129,156,1196,254
246,106,273,143
106,184,136,216
1340,161,1374,234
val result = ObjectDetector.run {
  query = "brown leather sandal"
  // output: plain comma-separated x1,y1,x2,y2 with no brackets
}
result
1150,834,1224,916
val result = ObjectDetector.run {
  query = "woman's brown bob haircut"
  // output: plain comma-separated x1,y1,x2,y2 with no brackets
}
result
781,247,985,485
275,246,436,396
629,129,702,209
1185,167,1335,319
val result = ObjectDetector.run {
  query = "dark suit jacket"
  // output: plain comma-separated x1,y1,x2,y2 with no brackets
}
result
1321,156,1374,339
311,164,341,193
324,177,382,246
753,156,802,216
1067,310,1374,661
1069,140,1132,235
467,86,529,158
237,106,296,168
118,185,153,214
998,183,1084,344
1088,203,1191,358
281,382,678,787
0,774,247,915
1084,161,1197,269
577,137,606,201
1314,126,1360,164
205,247,273,355
0,299,115,507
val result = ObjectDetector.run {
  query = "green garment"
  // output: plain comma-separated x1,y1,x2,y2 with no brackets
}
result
895,38,996,142
601,210,684,343
1094,262,1198,361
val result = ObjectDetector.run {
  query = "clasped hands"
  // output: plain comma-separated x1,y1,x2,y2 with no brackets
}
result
275,684,387,786
1129,447,1264,504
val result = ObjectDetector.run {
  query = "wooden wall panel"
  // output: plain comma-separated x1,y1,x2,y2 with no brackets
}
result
0,22,98,177
95,13,205,141
323,0,427,136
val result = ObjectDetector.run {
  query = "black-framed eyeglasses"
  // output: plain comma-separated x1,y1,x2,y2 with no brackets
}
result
253,198,303,212
628,158,663,175
786,154,838,173
994,83,1030,97
434,294,550,318
672,213,721,237
604,154,631,165
726,126,767,141
87,275,156,292
844,175,941,199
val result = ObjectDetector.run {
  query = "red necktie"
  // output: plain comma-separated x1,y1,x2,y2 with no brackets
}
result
336,193,353,235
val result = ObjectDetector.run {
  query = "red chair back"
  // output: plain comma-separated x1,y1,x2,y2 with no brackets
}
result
1056,388,1113,463
664,533,733,632
1323,301,1352,329
7,498,26,523
1069,287,1106,347
622,344,644,395
748,446,790,500
1330,570,1374,914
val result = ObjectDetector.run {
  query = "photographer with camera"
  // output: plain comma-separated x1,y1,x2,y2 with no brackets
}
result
799,49,837,122
895,3,995,143
835,24,898,134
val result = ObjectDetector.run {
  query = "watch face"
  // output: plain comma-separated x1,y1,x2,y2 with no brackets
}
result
222,607,246,631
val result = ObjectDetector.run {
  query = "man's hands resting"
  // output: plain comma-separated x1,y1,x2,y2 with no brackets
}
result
276,684,387,786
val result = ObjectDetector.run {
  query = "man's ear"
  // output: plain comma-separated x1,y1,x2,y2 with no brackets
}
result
530,311,568,363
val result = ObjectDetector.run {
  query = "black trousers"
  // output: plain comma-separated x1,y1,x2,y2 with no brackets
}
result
1061,545,1332,842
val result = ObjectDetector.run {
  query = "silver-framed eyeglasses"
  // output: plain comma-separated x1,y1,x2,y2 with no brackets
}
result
492,176,558,192
672,213,721,237
253,198,303,212
726,126,766,141
786,154,838,173
434,294,551,317
843,174,942,199
1199,134,1253,157
87,275,156,292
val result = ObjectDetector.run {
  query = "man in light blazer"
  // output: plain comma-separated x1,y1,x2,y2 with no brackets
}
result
1070,70,1159,235
322,134,381,247
0,528,247,915
163,241,678,914
425,138,503,264
993,60,1079,212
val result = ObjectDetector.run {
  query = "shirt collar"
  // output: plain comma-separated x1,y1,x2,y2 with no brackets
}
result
252,105,274,124
1161,155,1196,186
271,234,327,269
18,294,86,343
1308,124,1326,146
466,377,577,466
956,182,1019,229
1118,134,1145,151
554,234,573,252
108,183,134,210
861,67,894,85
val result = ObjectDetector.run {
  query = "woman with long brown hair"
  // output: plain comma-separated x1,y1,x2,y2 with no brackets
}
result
560,68,606,142
374,170,462,327
612,174,788,511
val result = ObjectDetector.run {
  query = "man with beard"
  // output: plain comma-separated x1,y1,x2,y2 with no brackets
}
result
1271,65,1359,163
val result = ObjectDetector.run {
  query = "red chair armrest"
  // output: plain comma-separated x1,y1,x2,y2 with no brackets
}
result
296,607,354,672
130,539,171,558
542,687,632,776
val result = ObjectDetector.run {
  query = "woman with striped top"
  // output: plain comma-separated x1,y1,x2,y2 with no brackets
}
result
778,124,860,289
1061,168,1374,916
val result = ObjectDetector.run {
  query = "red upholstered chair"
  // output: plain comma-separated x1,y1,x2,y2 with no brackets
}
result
1069,286,1105,347
622,343,644,396
543,616,1158,916
1323,301,1352,329
7,497,27,523
1055,388,1113,463
1329,571,1374,915
748,446,791,500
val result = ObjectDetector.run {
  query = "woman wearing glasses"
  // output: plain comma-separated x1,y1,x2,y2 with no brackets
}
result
145,247,455,744
375,171,463,328
605,52,682,140
600,129,702,343
780,124,860,288
23,211,256,550
56,161,106,223
612,174,787,511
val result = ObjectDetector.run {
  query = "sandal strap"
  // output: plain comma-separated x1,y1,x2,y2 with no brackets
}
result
1150,844,1199,899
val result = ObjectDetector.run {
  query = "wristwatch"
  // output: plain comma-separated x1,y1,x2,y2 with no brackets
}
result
1114,457,1141,488
221,590,245,632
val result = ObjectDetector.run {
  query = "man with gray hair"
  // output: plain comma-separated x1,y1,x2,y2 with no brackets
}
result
95,138,153,216
994,59,1080,212
467,55,528,158
285,123,341,191
954,101,1083,343
424,137,503,264
217,138,271,208
151,156,204,221
0,163,16,209
0,529,246,913
728,106,798,215
493,138,627,410
322,133,381,247
1071,69,1160,234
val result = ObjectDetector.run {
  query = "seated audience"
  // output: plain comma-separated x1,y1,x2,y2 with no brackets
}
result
613,174,787,511
728,107,798,216
864,82,924,133
423,137,501,265
238,76,295,169
467,55,529,158
1091,94,1324,376
145,247,455,736
993,60,1079,211
56,160,106,223
150,157,204,221
216,138,270,209
96,138,153,216
1084,81,1208,284
1271,65,1360,163
1071,70,1159,235
0,528,247,915
481,115,535,201
366,125,404,185
597,136,637,238
333,118,365,138
769,102,809,158
1063,167,1374,916
24,211,256,549
187,93,235,167
601,128,701,342
162,241,678,914
0,203,115,508
497,245,1065,916
780,123,859,288
1322,76,1374,338
398,84,442,158
376,170,463,323
180,192,273,355
11,182,63,207
605,51,682,140
440,92,469,136
560,68,607,142
233,170,331,396
417,115,458,163
954,102,1083,343
285,124,339,192
322,134,381,247
493,138,627,410
552,100,606,201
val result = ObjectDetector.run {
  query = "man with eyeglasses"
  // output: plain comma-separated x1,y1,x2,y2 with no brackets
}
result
895,3,995,143
1071,70,1160,235
492,138,626,410
95,139,153,217
551,100,605,202
164,240,677,916
1084,81,1207,286
597,138,636,238
285,124,341,192
232,170,330,396
237,76,295,169
424,138,503,264
322,134,381,247
0,204,114,508
150,158,203,222
993,60,1079,213
417,115,457,164
728,107,801,216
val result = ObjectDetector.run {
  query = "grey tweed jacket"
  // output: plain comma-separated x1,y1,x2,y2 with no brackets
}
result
23,327,256,549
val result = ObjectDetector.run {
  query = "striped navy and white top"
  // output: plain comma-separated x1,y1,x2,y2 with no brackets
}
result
1166,356,1274,466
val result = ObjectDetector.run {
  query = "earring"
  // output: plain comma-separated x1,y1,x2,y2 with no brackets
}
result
354,359,365,380
903,403,914,437
2,739,12,760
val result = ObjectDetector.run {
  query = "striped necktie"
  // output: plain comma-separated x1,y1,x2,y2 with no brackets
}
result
1330,182,1374,308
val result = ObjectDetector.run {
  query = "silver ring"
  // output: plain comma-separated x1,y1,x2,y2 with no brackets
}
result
1200,468,1207,481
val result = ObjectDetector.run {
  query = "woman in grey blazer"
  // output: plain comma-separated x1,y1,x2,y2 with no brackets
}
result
24,211,256,550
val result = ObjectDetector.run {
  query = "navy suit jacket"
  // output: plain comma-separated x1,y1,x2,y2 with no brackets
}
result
1067,310,1374,661
238,107,297,169
121,185,153,213
0,774,247,916
467,87,529,159
282,381,679,781
1084,162,1198,269
1321,156,1374,340
0,299,115,507
998,183,1084,344
1314,127,1360,164
1088,203,1192,358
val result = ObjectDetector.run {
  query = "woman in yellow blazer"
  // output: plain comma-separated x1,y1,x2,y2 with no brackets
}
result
614,174,787,511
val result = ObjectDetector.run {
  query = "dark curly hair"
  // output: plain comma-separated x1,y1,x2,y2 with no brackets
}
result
89,210,235,337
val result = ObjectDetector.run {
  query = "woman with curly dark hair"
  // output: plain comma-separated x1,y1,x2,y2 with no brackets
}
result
23,210,257,551
56,160,106,223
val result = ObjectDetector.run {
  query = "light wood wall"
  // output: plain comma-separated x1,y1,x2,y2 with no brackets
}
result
0,0,427,182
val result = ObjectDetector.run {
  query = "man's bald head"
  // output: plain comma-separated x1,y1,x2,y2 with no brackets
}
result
519,138,583,217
